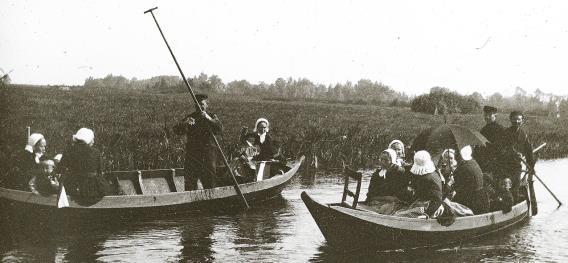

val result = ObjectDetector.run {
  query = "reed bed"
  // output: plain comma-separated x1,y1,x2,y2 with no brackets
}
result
1,87,567,174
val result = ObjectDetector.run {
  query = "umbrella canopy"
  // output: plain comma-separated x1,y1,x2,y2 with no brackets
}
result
411,124,489,157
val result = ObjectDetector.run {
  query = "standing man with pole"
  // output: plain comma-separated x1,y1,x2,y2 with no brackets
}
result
173,94,222,190
144,7,249,208
502,111,535,203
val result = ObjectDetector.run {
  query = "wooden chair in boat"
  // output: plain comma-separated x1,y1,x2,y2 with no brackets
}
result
341,168,362,209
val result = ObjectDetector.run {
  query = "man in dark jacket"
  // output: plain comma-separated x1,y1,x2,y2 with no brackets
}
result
476,106,506,173
502,111,534,202
174,94,223,190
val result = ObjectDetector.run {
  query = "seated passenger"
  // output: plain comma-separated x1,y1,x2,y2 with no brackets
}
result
491,178,514,213
232,131,260,182
388,140,410,167
453,145,490,214
365,149,408,215
29,159,60,195
9,133,47,190
251,118,277,161
438,149,457,200
394,151,444,219
437,149,474,217
58,128,109,198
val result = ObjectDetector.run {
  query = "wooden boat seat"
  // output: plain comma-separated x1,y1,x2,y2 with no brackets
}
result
140,169,177,195
173,168,186,192
341,168,362,209
106,168,187,195
107,171,143,195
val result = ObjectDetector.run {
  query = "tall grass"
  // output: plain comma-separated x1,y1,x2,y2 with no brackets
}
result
1,86,567,174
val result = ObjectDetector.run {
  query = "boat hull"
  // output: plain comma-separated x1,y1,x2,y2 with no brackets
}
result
0,157,304,223
301,191,530,252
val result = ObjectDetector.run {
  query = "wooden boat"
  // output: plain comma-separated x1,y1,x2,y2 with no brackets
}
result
0,156,304,222
301,168,536,253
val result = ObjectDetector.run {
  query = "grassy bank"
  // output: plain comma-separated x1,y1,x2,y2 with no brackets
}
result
1,86,567,173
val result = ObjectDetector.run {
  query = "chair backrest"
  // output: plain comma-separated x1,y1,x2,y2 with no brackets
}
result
341,168,362,209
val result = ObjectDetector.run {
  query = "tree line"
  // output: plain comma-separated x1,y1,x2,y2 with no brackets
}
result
83,73,410,106
81,73,567,116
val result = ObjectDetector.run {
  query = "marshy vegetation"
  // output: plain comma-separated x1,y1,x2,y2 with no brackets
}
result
1,85,567,175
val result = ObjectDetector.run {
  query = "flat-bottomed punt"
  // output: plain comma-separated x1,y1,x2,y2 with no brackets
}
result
301,169,535,252
0,156,304,222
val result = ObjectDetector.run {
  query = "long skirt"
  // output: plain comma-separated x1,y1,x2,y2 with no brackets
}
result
394,200,444,218
443,198,474,216
365,196,406,215
76,173,109,198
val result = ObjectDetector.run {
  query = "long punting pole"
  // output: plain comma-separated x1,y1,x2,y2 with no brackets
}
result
144,7,249,209
529,143,562,208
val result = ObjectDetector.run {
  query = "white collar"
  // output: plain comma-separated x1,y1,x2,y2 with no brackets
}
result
258,133,266,143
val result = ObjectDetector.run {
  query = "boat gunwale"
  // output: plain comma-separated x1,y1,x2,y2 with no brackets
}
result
0,156,305,209
304,191,530,232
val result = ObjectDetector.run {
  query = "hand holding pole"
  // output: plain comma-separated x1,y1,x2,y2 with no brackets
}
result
144,7,249,209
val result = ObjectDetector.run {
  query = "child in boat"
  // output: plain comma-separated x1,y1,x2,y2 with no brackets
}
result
29,159,60,195
231,129,260,182
491,178,514,213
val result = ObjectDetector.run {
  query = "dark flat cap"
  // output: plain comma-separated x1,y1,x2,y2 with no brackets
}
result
509,110,524,119
195,93,208,101
483,105,498,114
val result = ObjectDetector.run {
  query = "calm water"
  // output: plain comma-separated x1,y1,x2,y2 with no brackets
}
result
1,159,567,262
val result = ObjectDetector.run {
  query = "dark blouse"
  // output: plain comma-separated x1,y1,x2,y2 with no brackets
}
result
502,126,535,169
173,110,223,150
453,159,490,214
454,160,484,194
59,143,102,175
11,151,40,190
410,171,444,217
58,142,106,197
366,165,407,200
252,133,277,161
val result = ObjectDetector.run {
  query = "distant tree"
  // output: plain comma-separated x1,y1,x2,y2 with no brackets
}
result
411,87,480,114
469,92,484,105
486,92,504,107
208,75,225,93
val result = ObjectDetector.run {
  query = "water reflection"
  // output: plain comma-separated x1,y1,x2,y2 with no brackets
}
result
63,230,109,262
232,196,287,252
179,217,216,262
1,159,567,262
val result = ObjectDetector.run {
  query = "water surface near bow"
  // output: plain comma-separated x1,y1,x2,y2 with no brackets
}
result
1,159,567,262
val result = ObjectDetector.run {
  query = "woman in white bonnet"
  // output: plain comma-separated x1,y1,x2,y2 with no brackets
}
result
251,118,279,161
365,149,408,215
394,150,444,219
388,140,408,167
452,145,490,214
58,128,108,197
11,133,47,190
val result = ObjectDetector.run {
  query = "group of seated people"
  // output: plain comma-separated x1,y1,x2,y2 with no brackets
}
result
365,139,519,219
8,117,285,197
7,127,108,198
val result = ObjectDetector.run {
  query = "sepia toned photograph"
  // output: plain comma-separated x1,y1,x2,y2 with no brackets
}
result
1,1,567,262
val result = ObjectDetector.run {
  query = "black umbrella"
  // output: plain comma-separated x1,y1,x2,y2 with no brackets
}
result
411,124,489,157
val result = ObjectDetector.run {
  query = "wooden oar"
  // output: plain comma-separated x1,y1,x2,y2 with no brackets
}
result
521,143,562,208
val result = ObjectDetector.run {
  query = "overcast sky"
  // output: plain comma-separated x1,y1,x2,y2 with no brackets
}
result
1,0,567,96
